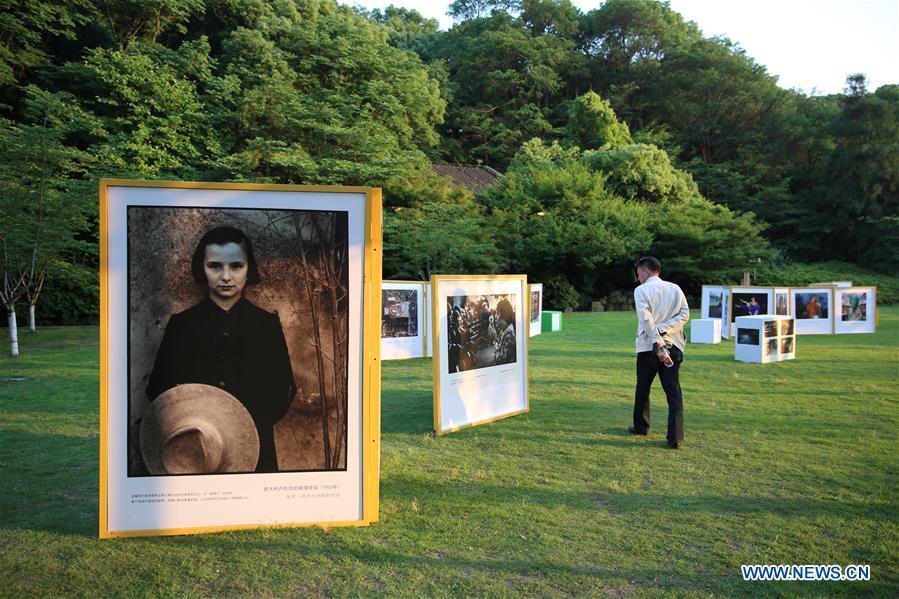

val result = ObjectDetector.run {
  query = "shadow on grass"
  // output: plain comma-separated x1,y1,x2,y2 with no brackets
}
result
377,473,894,523
0,428,98,537
381,388,433,435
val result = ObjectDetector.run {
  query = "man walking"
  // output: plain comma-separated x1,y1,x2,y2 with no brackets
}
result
629,257,690,448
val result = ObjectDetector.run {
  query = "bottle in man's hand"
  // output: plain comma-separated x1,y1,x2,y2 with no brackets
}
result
653,342,674,368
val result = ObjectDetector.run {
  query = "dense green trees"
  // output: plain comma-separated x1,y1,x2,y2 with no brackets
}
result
1,0,895,329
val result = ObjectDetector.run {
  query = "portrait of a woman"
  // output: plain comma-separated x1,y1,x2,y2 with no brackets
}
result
145,226,297,473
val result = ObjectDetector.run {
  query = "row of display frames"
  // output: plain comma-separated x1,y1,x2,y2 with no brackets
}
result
699,281,877,337
380,279,561,361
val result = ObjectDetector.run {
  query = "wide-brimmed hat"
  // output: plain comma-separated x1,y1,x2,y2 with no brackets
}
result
140,384,259,475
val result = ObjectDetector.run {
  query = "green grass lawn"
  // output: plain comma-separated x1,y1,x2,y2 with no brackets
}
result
1,310,897,597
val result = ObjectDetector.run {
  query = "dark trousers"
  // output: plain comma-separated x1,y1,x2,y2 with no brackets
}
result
633,347,684,442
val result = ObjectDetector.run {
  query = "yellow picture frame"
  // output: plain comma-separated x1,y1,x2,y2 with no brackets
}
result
99,179,381,538
431,274,529,436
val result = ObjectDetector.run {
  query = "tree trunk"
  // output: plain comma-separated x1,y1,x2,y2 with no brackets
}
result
28,303,36,332
7,308,19,357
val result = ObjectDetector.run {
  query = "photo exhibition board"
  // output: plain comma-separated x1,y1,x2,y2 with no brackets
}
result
380,280,426,360
100,180,382,538
529,283,543,337
432,275,529,435
734,315,795,363
701,285,729,321
834,286,876,334
729,286,774,336
791,287,835,335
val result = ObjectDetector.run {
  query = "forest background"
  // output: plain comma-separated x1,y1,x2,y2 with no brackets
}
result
2,0,897,326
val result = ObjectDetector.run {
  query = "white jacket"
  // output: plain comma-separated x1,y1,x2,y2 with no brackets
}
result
633,275,690,353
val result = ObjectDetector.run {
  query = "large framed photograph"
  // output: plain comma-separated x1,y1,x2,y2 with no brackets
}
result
791,287,834,335
834,286,876,334
432,275,529,435
380,280,427,360
529,283,543,337
100,180,382,538
729,286,773,336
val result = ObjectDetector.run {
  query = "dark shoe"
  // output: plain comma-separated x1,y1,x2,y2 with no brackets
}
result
667,440,680,449
628,426,648,436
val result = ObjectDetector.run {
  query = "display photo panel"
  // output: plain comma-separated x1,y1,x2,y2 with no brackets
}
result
790,287,834,335
432,275,529,435
529,283,543,337
835,287,877,334
729,287,773,335
380,281,426,359
701,286,727,320
100,180,381,538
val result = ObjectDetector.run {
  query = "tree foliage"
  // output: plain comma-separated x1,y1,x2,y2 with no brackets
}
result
1,0,895,326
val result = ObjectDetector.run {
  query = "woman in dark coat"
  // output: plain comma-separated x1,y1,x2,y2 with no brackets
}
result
146,226,296,473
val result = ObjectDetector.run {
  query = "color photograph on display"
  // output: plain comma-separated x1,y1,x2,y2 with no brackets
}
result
382,289,418,337
446,293,518,374
100,180,381,538
790,287,834,334
780,337,794,354
775,291,789,315
763,320,777,337
841,292,867,322
779,319,794,336
796,292,829,319
432,275,528,436
737,328,759,345
733,293,768,318
766,338,779,357
834,287,877,334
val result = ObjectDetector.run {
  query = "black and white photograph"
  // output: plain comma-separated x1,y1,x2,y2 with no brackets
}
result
763,320,777,337
128,206,349,476
382,289,419,338
737,328,760,345
101,181,381,537
447,294,518,374
432,275,529,436
530,289,541,323
766,338,779,356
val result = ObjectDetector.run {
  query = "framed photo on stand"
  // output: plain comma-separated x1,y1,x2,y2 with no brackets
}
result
431,275,529,435
100,180,382,538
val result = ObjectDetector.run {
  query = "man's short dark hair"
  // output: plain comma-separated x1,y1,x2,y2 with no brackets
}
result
191,226,261,285
634,256,662,274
